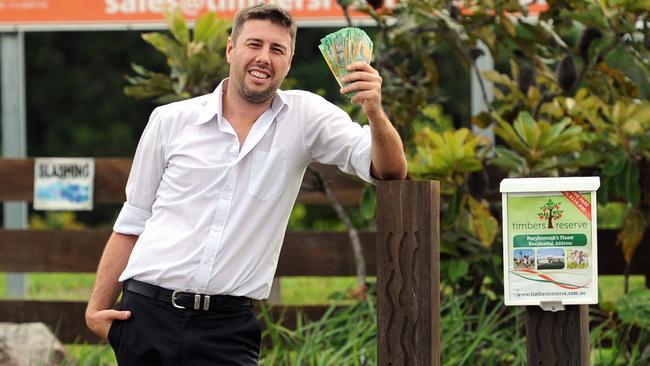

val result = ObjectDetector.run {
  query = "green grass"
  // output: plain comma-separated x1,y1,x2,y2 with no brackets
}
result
0,273,95,300
0,273,368,304
63,344,116,366
598,275,646,311
1,273,643,306
279,276,372,304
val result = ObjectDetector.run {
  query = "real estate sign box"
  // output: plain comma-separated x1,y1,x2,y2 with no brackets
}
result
500,177,600,307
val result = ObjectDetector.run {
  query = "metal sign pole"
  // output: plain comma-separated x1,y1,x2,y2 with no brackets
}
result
470,40,495,151
2,31,28,298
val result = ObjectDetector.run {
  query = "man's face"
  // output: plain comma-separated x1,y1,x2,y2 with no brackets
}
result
226,19,293,103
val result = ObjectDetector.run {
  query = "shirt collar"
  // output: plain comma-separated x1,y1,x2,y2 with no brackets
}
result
194,79,288,125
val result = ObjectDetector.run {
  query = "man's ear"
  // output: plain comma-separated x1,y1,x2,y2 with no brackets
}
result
226,37,234,64
286,53,294,75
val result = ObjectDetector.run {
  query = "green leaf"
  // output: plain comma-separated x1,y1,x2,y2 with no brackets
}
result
493,120,528,156
489,147,525,173
499,14,516,37
573,149,601,167
602,149,627,176
130,63,153,77
559,8,607,29
514,111,541,149
617,289,650,330
142,32,185,66
359,185,376,220
615,160,640,205
443,189,462,228
165,8,190,45
193,12,217,43
447,260,469,284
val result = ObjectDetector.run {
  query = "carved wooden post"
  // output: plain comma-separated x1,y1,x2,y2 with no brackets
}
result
526,305,590,366
377,181,440,366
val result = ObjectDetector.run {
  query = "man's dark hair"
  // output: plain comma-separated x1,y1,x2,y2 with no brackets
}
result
231,4,297,51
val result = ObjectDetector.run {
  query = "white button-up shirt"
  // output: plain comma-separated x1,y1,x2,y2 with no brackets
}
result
114,80,374,299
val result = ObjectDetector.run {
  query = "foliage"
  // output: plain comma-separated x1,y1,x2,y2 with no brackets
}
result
0,275,639,365
364,0,650,295
591,289,650,365
597,202,630,229
124,9,231,103
29,211,85,230
490,111,583,177
617,289,650,331
258,289,528,366
60,344,116,366
258,288,650,366
409,127,485,188
259,293,377,365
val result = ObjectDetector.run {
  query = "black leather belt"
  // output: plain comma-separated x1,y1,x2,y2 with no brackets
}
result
124,279,254,311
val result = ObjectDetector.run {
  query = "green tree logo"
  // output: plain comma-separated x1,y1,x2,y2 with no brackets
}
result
537,199,563,229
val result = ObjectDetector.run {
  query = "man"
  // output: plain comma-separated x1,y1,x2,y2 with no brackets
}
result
85,4,406,365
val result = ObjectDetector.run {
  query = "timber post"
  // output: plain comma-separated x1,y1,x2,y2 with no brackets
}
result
526,305,590,366
376,180,441,366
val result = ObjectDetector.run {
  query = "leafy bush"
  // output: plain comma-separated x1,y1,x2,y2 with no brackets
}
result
259,288,650,366
364,0,650,295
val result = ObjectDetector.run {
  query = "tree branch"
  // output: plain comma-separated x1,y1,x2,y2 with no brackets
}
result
307,167,367,293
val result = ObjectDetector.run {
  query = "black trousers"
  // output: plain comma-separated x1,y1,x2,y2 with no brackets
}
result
108,287,261,365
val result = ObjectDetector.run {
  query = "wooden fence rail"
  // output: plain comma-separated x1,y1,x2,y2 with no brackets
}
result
1,229,648,278
1,227,648,344
0,158,365,205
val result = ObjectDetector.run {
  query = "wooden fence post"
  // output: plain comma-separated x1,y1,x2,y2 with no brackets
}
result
526,305,590,366
376,181,440,366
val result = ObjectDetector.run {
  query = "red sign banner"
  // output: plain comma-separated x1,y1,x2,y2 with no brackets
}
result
561,191,592,221
0,0,386,30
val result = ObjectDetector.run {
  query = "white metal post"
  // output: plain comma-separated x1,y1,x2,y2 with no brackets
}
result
2,32,28,298
470,40,495,151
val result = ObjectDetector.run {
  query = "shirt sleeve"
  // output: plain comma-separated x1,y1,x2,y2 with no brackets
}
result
113,107,166,235
302,94,377,184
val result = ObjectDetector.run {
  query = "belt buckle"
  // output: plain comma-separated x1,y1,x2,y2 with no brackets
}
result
171,290,187,309
172,290,209,310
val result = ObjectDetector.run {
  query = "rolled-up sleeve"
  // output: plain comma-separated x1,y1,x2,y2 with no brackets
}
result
303,95,377,184
113,108,166,235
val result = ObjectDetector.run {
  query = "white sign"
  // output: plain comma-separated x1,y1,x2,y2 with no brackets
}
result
500,177,600,308
34,158,95,210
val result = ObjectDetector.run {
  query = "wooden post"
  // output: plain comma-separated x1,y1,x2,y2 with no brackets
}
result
376,181,440,366
526,305,590,366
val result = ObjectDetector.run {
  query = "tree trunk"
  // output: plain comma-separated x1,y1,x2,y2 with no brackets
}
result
547,208,554,229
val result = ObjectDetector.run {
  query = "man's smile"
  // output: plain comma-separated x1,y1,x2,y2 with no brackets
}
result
248,68,271,80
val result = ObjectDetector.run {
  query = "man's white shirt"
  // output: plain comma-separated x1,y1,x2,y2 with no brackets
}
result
114,79,374,299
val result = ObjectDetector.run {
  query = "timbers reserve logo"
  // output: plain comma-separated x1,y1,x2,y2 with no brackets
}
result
537,198,563,229
511,195,589,231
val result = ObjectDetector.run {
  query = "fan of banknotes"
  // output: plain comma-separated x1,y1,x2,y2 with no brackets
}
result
318,27,374,94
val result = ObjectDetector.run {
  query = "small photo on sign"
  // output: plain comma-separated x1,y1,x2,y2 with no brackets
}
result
536,248,565,270
567,249,589,270
513,249,535,270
